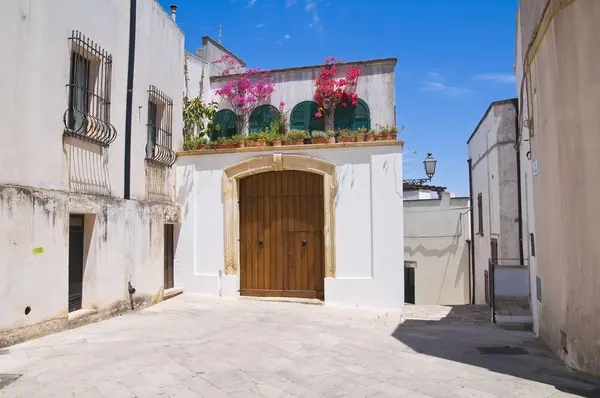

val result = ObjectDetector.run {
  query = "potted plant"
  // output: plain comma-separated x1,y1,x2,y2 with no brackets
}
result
365,129,376,142
355,127,367,143
311,130,329,144
231,135,245,148
388,125,399,140
267,132,283,147
256,131,269,147
204,141,216,150
284,130,308,145
376,125,389,141
338,129,356,143
326,130,336,143
215,137,236,149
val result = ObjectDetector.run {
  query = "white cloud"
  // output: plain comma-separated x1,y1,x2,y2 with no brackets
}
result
422,72,473,99
286,0,297,6
475,73,516,84
256,23,266,28
248,0,257,7
284,34,291,40
305,0,321,31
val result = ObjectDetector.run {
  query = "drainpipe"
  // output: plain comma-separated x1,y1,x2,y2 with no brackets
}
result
467,158,476,304
514,100,525,266
124,0,137,200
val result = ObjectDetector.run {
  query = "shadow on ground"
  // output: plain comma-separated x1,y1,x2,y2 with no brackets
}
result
393,305,600,398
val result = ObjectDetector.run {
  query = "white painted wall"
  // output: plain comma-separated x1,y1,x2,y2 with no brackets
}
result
468,101,526,303
175,145,405,310
0,0,183,343
404,194,471,305
205,59,397,134
0,0,183,199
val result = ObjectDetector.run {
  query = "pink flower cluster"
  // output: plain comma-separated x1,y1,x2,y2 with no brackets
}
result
213,55,275,114
313,57,361,118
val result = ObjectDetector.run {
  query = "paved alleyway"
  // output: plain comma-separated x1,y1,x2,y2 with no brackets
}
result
1,295,599,398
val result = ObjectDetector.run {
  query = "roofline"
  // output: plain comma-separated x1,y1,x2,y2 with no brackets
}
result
466,98,518,145
185,51,208,64
210,57,398,82
153,0,184,35
202,36,246,66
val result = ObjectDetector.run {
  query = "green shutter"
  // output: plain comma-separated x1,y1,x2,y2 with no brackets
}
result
212,109,237,140
352,99,371,130
290,101,324,132
249,104,278,133
334,98,370,131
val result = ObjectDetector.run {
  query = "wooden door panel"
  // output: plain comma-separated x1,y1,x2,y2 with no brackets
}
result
240,170,324,299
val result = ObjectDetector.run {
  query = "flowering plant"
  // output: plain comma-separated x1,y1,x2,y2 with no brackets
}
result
313,57,360,130
269,101,288,136
213,54,275,135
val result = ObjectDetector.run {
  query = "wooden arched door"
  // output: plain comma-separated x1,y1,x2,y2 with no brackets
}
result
239,171,325,299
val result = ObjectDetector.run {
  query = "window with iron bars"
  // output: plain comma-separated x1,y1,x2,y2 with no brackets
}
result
63,30,116,147
146,86,176,167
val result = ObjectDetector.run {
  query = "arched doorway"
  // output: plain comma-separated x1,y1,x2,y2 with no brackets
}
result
238,170,325,299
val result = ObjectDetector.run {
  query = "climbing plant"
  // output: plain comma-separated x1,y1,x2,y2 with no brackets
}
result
183,55,218,150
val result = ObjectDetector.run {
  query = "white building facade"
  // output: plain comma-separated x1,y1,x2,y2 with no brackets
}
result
467,99,531,326
0,0,183,346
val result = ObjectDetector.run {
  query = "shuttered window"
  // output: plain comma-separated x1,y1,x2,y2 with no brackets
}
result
249,104,278,133
334,98,371,130
211,109,237,140
290,101,325,132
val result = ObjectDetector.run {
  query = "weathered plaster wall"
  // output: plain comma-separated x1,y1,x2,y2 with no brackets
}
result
175,144,405,310
468,100,525,303
206,59,397,134
0,184,179,346
403,194,470,305
520,0,600,376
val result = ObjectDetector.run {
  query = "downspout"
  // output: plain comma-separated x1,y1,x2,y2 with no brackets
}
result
124,0,137,200
467,158,476,304
514,100,525,266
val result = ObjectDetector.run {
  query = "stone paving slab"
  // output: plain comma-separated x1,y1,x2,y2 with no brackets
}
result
1,295,599,398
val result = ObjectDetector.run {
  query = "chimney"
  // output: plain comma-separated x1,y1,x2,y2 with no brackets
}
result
169,4,177,22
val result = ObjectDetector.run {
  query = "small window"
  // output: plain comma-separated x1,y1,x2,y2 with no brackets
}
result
63,30,116,147
477,193,484,235
146,86,176,167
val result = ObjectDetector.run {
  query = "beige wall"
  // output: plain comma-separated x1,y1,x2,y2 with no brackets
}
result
521,0,600,376
404,193,470,305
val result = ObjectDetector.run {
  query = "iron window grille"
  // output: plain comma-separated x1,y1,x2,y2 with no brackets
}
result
477,193,484,235
63,30,116,147
146,86,176,167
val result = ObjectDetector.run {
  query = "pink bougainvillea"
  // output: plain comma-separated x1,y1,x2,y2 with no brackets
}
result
313,57,360,129
213,55,275,134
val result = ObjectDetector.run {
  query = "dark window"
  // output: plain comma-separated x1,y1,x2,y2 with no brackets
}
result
290,101,324,132
63,30,116,147
477,193,483,235
530,232,536,256
146,86,176,167
164,224,174,289
211,109,237,140
68,215,85,312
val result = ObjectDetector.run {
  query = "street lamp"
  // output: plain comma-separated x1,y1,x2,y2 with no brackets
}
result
403,153,437,185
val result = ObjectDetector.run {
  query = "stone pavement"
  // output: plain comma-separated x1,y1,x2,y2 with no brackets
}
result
1,295,599,398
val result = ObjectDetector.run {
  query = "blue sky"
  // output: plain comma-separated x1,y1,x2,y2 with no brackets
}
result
161,0,518,196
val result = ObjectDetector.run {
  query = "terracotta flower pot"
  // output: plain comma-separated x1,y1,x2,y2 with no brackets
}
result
245,140,257,147
355,133,365,143
388,133,397,141
216,143,236,149
338,136,356,143
271,139,282,147
255,139,267,148
365,133,375,142
235,141,246,149
312,137,328,144
328,136,336,143
376,133,389,141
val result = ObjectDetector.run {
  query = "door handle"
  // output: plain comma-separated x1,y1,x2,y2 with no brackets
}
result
258,240,264,249
301,240,307,249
